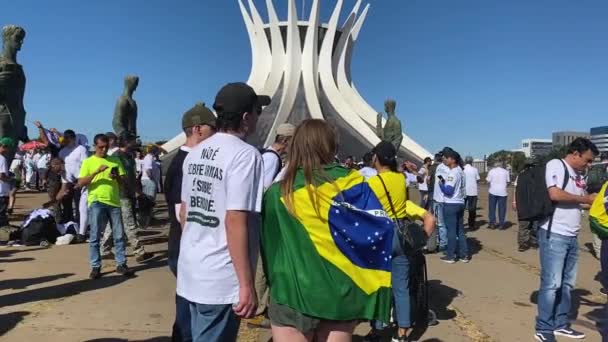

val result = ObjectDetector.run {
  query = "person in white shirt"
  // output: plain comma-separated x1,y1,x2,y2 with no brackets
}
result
251,122,294,325
418,157,432,209
140,146,159,228
261,123,294,190
534,138,598,342
178,82,269,341
438,149,469,264
0,137,15,226
59,129,90,242
486,163,510,229
432,150,451,252
106,132,119,156
36,150,50,190
358,151,377,180
463,157,480,229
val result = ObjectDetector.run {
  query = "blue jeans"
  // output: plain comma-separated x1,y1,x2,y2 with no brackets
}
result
488,194,507,226
419,190,429,210
370,255,411,330
601,239,608,290
88,202,126,268
433,201,447,250
536,229,578,333
392,255,411,328
443,203,468,260
189,302,240,342
169,258,192,342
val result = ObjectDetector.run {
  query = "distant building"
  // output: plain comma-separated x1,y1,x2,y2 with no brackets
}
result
473,159,487,174
521,139,553,158
590,126,608,154
552,131,590,147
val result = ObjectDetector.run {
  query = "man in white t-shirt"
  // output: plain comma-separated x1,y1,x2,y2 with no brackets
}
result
432,149,452,252
178,82,269,342
261,123,294,190
463,156,480,229
534,138,598,342
486,163,510,229
59,129,90,241
106,132,119,156
140,146,159,228
0,137,14,226
418,157,432,209
358,151,377,180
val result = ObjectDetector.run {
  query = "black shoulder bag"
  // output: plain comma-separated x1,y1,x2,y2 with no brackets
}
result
377,174,427,256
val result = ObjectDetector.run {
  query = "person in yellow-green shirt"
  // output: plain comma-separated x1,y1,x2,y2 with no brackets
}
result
365,141,436,342
78,133,132,279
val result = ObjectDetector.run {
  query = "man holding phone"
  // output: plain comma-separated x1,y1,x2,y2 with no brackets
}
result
79,133,132,279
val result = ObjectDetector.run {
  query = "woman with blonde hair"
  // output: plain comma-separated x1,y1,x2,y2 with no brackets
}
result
261,119,395,342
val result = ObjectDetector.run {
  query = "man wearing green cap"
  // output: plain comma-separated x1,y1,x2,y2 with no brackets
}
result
0,137,15,226
165,102,216,342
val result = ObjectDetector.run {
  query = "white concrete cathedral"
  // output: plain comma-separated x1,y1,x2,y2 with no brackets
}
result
162,0,431,162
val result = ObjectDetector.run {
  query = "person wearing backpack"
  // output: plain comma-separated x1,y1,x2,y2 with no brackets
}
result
248,122,295,329
513,161,539,252
534,138,598,342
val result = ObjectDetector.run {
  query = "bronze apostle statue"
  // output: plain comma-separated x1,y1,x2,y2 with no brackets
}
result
113,75,139,137
0,25,27,159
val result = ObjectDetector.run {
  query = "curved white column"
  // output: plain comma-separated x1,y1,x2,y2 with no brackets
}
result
302,0,324,119
262,0,287,97
319,0,382,149
264,0,302,146
246,0,272,91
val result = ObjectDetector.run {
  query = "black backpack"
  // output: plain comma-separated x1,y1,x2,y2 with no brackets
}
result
259,148,282,180
21,216,60,246
427,163,438,193
515,160,569,224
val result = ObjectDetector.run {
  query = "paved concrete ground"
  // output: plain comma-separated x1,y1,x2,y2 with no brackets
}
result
0,187,606,342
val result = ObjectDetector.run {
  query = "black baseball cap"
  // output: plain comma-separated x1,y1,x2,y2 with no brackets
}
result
372,141,397,163
213,82,271,115
438,146,455,157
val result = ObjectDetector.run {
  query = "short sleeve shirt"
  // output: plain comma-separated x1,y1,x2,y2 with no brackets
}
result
367,171,427,220
442,167,466,204
433,163,450,203
486,167,510,197
79,155,126,207
539,159,585,236
0,155,10,196
418,167,428,191
141,154,155,180
177,133,264,305
59,144,88,183
463,164,480,196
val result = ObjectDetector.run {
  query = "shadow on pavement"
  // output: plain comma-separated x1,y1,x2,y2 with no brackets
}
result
0,273,74,291
0,247,48,258
0,311,30,336
84,338,170,342
0,257,35,263
0,256,167,309
530,288,604,323
467,237,483,256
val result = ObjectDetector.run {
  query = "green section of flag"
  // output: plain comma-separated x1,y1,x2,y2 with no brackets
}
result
261,165,392,322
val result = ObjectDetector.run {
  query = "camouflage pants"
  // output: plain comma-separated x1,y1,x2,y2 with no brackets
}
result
518,220,538,248
101,198,145,257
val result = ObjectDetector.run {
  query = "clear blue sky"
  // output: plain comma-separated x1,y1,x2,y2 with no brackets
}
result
4,0,608,158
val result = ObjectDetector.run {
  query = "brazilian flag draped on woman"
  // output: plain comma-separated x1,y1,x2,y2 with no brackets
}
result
261,164,394,322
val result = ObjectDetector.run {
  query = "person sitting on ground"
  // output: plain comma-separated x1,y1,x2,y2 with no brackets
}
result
78,134,133,279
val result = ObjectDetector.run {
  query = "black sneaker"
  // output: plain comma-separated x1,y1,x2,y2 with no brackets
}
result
362,330,381,342
534,331,556,342
554,327,585,339
487,224,496,230
89,267,101,279
135,252,154,263
116,264,134,277
460,257,471,263
518,245,528,252
440,256,456,264
391,334,407,342
75,234,87,244
600,288,607,296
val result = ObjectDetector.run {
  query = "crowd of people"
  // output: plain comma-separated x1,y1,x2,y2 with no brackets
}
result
0,81,605,342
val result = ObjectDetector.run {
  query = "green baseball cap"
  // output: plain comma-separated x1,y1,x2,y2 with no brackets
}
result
182,102,216,129
0,137,14,148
